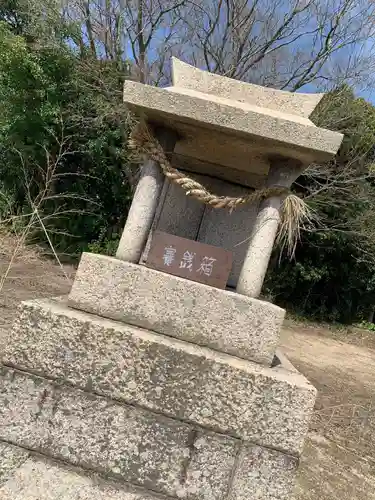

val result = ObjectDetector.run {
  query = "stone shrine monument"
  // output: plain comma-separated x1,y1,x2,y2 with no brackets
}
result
0,59,343,499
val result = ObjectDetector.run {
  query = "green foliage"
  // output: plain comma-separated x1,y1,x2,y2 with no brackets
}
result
87,227,121,257
0,17,132,256
313,85,375,169
266,87,375,323
356,321,375,332
265,232,375,322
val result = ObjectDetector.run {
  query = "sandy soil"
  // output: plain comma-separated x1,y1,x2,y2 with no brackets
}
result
0,243,374,499
281,324,375,499
0,242,74,352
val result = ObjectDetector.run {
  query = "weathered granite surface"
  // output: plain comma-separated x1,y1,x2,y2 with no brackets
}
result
175,432,238,500
0,453,168,500
0,367,189,495
68,253,285,365
145,174,259,288
0,442,29,486
149,177,205,243
173,125,271,179
4,298,315,457
0,442,298,500
123,71,343,165
228,444,298,500
236,159,303,298
195,177,259,288
171,154,266,188
116,130,178,264
116,159,164,263
171,58,322,119
0,367,238,499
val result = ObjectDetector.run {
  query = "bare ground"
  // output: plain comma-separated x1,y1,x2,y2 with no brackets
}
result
0,243,375,499
281,324,375,499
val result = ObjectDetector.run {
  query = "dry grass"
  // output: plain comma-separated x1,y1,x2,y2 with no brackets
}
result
278,193,319,258
281,324,375,499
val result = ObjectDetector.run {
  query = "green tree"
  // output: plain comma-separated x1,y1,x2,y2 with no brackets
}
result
266,87,375,322
0,19,132,255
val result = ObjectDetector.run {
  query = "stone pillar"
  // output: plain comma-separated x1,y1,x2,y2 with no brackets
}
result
116,129,177,263
237,158,303,298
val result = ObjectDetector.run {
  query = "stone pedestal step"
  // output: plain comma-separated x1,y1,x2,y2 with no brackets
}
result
0,368,297,500
0,442,169,500
4,298,315,457
0,366,238,499
68,253,285,365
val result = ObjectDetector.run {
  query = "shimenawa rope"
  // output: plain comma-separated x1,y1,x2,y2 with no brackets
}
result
128,121,316,257
128,121,289,210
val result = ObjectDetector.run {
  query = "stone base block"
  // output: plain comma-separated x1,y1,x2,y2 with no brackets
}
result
229,445,298,500
3,298,316,457
68,253,285,365
0,442,168,500
0,442,29,485
0,368,299,500
0,440,298,500
0,367,239,500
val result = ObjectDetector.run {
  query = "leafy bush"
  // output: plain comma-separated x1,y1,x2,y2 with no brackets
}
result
0,20,133,256
356,321,375,332
87,227,121,257
266,232,375,323
266,87,375,323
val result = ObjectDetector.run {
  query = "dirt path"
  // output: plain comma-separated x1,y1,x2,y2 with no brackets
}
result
0,243,374,498
281,325,375,499
0,245,74,351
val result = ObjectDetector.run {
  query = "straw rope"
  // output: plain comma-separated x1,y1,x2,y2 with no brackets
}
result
128,121,316,257
128,121,289,209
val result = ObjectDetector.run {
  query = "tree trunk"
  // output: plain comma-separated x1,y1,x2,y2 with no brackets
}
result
368,306,375,324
